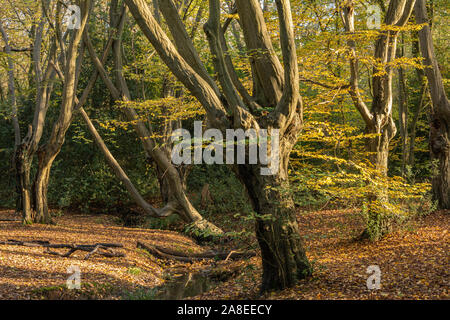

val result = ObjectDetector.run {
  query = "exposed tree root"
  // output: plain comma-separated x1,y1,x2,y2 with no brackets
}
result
137,241,255,263
0,239,125,259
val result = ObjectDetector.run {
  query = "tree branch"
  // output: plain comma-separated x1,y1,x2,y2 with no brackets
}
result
204,0,247,116
340,1,374,126
124,0,229,129
157,0,220,95
414,0,450,119
235,0,284,107
273,0,301,129
0,21,21,147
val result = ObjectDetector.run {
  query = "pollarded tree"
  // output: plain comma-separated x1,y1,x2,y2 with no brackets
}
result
123,0,311,291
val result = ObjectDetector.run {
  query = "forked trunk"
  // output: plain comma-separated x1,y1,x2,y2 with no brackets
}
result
123,0,310,291
430,117,450,209
14,145,54,224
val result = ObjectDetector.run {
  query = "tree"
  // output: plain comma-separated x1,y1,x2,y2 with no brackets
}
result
123,0,311,291
340,0,416,176
2,0,90,223
414,0,450,209
84,0,222,235
33,0,91,223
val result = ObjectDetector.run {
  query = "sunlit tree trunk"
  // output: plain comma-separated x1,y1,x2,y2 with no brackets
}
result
341,0,416,239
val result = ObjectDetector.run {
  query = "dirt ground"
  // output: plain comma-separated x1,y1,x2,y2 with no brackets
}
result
195,209,449,300
0,209,448,300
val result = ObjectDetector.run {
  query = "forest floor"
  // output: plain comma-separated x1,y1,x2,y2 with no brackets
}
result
0,208,448,300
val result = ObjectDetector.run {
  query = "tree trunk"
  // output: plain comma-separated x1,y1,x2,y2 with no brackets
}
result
236,120,311,291
397,34,409,176
408,82,426,167
236,148,311,291
14,144,33,224
123,0,310,291
27,0,90,224
14,18,56,224
366,118,397,176
341,0,416,240
33,150,55,224
414,0,450,209
341,0,414,177
430,117,450,208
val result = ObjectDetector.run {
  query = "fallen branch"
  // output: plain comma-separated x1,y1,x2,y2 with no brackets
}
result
0,239,50,247
45,245,125,259
138,241,195,262
137,241,255,263
0,239,125,260
153,244,255,260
